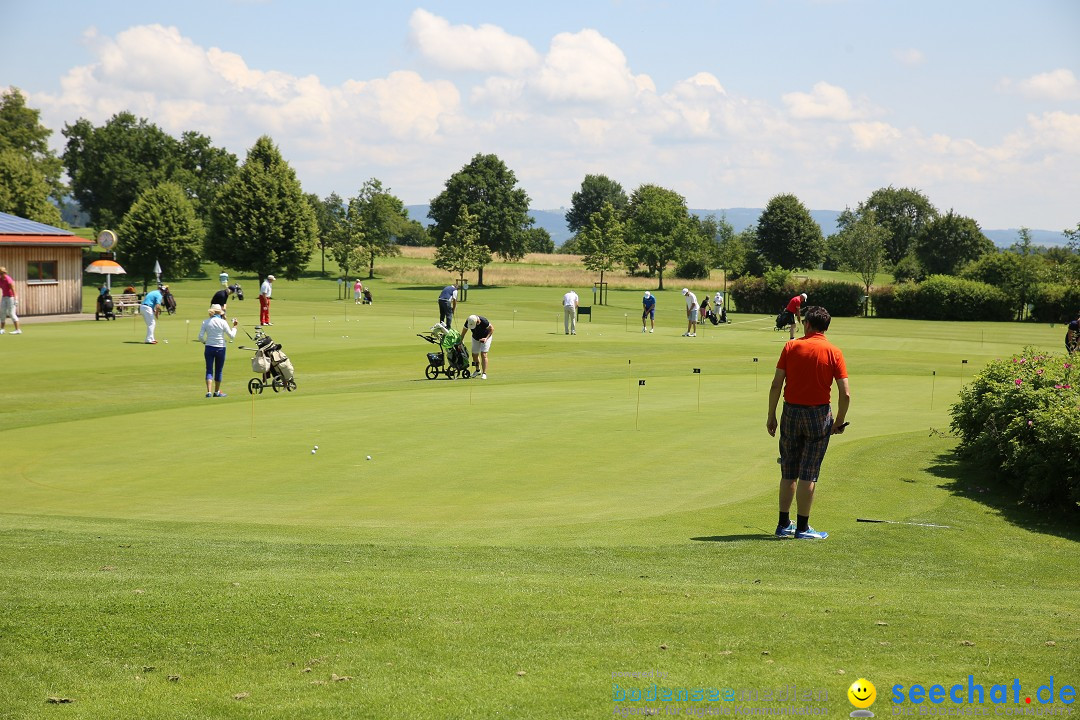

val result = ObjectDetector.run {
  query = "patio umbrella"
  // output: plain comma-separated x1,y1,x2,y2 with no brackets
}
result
85,259,127,290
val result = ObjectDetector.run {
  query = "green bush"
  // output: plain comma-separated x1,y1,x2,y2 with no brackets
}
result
868,276,1011,321
1030,284,1080,323
729,275,864,316
950,350,1080,506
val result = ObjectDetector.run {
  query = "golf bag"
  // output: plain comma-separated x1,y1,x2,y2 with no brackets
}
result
162,286,177,315
95,291,116,321
775,308,794,330
252,331,295,383
705,306,726,325
230,283,244,301
362,288,373,304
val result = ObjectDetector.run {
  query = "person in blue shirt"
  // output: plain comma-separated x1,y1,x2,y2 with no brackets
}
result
641,291,656,333
438,284,458,328
141,286,164,344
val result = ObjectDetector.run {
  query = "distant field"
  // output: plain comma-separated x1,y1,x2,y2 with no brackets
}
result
5,265,1072,718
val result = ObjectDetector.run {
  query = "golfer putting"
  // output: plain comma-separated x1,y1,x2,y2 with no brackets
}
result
766,306,849,540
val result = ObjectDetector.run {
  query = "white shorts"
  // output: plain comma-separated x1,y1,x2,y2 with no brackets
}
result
688,309,699,322
471,336,492,354
0,296,17,322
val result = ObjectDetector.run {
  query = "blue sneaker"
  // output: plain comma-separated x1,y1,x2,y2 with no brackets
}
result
795,526,829,540
775,522,796,538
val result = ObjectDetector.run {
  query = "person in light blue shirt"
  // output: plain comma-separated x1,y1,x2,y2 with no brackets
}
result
141,287,164,344
641,291,656,333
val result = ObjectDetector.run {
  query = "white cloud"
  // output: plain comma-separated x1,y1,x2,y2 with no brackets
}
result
782,82,874,121
22,18,1079,230
892,48,925,66
531,29,650,105
408,8,539,75
1012,69,1080,101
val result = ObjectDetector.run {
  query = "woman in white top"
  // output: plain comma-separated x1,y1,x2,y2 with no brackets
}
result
197,304,239,397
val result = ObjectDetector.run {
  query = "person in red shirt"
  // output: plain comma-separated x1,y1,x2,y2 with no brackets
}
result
0,266,21,334
766,306,850,540
783,292,807,339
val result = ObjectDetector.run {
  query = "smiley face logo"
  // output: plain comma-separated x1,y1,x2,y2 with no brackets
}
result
848,678,877,709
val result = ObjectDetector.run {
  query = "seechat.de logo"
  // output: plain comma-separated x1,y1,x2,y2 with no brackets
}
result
849,678,877,717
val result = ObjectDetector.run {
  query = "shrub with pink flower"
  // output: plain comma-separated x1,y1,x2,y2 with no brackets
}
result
951,347,1080,505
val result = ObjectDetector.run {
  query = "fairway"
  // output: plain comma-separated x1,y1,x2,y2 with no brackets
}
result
1,276,1076,719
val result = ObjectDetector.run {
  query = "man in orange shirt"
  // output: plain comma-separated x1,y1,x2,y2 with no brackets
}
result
766,306,850,540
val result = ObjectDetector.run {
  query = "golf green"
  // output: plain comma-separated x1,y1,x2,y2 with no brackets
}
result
0,277,1075,719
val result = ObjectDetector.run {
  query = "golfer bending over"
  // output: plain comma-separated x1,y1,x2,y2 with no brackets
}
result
464,314,493,380
766,306,849,540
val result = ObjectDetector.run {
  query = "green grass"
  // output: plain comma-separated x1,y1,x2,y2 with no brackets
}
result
1,272,1076,719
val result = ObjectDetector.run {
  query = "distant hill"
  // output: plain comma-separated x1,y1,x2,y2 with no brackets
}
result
406,205,1066,249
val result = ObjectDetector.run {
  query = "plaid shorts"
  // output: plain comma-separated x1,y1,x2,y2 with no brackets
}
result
779,403,834,483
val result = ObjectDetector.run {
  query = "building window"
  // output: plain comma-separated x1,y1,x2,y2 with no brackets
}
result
27,260,58,285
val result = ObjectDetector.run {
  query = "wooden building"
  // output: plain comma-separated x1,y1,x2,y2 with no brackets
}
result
0,212,94,316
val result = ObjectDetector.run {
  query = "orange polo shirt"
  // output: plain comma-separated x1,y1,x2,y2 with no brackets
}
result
777,332,847,406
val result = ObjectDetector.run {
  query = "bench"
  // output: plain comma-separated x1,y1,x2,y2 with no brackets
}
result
578,306,592,322
112,293,142,315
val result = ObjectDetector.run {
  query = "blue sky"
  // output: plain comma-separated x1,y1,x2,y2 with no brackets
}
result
2,0,1078,230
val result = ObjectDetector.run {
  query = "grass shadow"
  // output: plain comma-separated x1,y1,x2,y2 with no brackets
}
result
926,451,1078,542
691,534,774,543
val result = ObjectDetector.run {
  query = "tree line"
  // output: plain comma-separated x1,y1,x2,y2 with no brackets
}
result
2,87,1078,308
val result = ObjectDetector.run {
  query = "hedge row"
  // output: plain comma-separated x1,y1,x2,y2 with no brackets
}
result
951,350,1080,506
1029,284,1080,323
870,275,1012,321
728,278,864,316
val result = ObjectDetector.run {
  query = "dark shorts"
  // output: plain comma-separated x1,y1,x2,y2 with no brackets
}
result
779,403,833,483
642,307,654,319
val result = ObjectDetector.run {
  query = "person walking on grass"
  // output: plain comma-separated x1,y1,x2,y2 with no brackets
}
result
140,285,164,344
766,306,850,540
682,288,698,337
355,279,365,305
463,314,493,379
197,304,238,397
259,274,275,326
438,284,458,327
0,266,21,335
641,290,656,333
563,289,579,335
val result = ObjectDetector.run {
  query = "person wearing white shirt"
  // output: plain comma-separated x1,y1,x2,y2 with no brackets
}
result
259,274,275,326
562,290,580,335
197,304,239,397
682,288,698,337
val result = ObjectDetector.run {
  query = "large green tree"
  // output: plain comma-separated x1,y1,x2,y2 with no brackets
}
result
755,193,824,271
0,150,62,225
855,186,938,267
914,210,994,276
565,174,628,234
327,195,365,282
577,201,627,290
117,182,203,284
62,113,236,231
433,204,490,287
623,184,692,290
0,88,64,224
428,153,533,286
63,113,177,229
205,136,317,280
351,178,406,279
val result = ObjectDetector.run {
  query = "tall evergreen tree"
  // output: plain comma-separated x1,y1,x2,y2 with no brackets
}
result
205,136,317,280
